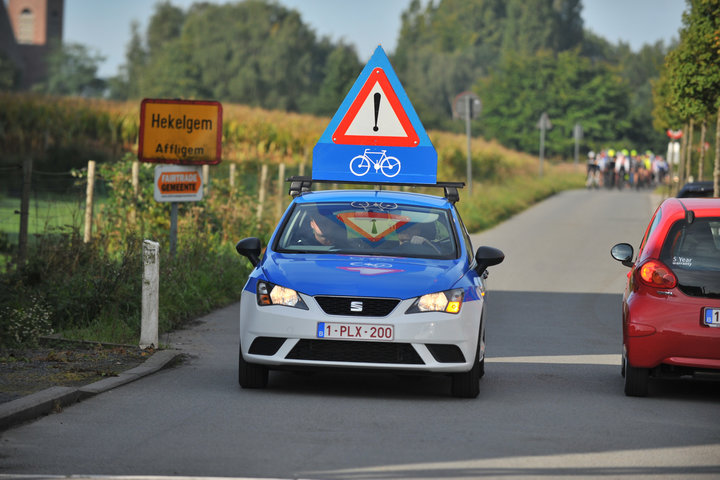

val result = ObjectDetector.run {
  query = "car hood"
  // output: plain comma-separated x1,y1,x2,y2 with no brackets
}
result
261,253,466,299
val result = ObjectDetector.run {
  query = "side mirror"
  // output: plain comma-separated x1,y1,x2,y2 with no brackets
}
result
475,246,505,273
610,243,634,268
236,237,262,267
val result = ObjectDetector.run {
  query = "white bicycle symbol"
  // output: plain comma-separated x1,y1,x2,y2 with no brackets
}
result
349,149,401,178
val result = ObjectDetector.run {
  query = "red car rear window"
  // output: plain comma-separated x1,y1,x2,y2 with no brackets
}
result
660,218,720,298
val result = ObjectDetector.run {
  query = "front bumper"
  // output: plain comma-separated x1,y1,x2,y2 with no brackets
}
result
239,290,483,373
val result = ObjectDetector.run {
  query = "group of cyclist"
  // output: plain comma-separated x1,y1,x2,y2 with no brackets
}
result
585,148,669,190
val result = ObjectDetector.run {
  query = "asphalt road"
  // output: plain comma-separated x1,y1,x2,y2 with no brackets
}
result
1,189,719,480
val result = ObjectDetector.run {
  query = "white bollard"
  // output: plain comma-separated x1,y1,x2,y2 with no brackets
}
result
140,240,160,349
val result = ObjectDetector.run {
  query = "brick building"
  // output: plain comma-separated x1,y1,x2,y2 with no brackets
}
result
0,0,64,89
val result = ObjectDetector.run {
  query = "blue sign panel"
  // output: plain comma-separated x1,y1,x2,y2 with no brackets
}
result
313,46,438,185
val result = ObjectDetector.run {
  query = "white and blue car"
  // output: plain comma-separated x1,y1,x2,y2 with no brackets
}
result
235,181,504,397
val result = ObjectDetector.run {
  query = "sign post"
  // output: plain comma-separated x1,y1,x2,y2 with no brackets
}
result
666,129,683,195
453,92,481,195
139,98,222,257
537,112,552,177
573,122,583,168
153,164,204,256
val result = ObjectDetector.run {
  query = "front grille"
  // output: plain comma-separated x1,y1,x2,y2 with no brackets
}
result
287,339,424,364
315,296,400,317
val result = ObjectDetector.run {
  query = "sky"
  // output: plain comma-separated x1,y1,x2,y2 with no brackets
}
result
48,0,688,78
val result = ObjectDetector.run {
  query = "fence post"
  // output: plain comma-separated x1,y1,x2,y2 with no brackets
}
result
140,239,160,349
203,164,210,197
256,164,268,227
130,161,139,226
276,163,286,220
229,163,236,189
17,156,33,267
83,160,96,243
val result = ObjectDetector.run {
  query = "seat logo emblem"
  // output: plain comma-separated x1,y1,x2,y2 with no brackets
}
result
350,301,363,312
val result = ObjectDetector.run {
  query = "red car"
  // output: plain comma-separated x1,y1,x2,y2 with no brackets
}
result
611,197,720,396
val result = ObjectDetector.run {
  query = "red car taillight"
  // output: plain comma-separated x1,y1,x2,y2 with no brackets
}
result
636,259,677,289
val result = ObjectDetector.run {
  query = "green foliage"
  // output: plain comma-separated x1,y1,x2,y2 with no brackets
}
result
312,43,363,115
477,50,632,155
0,51,20,91
108,0,356,115
457,165,583,232
0,296,53,348
502,0,583,54
32,42,106,97
146,1,185,58
393,0,509,130
659,0,720,122
0,152,257,346
0,93,118,155
389,0,672,153
1,227,142,331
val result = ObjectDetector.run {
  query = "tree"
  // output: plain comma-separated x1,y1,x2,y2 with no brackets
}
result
392,0,585,132
659,0,720,193
477,49,631,155
109,0,355,111
33,42,106,96
311,43,362,115
501,0,583,54
0,51,19,91
146,1,185,59
109,21,147,100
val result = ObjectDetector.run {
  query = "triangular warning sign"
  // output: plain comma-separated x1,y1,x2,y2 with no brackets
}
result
313,46,438,185
337,211,409,242
332,68,419,147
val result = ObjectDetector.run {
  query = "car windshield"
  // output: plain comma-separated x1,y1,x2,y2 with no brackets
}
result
275,201,458,259
660,217,720,298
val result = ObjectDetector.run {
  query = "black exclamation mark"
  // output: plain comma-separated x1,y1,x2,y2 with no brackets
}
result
373,92,381,132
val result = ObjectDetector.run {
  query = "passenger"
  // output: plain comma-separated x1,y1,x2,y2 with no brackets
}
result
399,222,429,245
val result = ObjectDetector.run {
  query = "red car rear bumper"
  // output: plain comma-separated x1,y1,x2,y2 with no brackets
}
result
624,291,720,370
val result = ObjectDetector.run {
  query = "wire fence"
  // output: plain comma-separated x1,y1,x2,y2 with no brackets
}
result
0,157,309,258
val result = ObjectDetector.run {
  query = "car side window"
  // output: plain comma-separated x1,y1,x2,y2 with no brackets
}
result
639,208,662,254
454,210,474,264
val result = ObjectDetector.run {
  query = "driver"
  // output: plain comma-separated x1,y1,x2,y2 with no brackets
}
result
308,214,342,246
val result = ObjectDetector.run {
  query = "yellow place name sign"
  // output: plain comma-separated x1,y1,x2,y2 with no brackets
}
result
139,98,223,164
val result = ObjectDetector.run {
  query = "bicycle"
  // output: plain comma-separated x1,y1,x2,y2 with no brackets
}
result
349,149,401,178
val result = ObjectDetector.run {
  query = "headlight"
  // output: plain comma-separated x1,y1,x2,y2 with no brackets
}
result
406,288,464,314
257,281,308,309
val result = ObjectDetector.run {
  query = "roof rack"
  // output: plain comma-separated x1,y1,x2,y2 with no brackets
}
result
286,176,464,204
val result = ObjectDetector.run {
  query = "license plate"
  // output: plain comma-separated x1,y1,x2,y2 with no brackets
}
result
704,308,720,327
317,322,394,341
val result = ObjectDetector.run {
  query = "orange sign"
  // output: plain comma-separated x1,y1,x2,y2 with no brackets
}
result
158,170,201,194
139,98,223,165
153,165,204,202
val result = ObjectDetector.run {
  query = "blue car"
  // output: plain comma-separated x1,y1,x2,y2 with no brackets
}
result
235,181,504,397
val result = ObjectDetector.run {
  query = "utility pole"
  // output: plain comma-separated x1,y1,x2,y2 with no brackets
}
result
573,123,583,168
452,91,481,195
